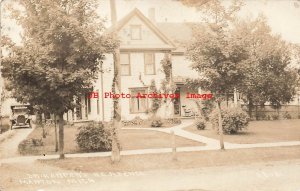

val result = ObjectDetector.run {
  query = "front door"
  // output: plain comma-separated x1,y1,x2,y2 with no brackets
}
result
174,87,181,116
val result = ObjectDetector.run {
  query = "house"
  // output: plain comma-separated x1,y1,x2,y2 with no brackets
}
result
73,8,203,122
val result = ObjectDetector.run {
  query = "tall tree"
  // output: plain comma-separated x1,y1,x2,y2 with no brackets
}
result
183,0,244,149
2,0,116,159
110,0,121,162
232,17,297,117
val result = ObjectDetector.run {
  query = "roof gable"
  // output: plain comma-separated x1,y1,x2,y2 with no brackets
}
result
109,8,176,50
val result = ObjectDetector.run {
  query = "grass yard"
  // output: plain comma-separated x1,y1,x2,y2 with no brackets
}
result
20,125,203,155
0,117,11,134
185,119,300,144
40,146,300,172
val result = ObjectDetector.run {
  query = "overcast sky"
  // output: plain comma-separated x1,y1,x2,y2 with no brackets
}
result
2,0,300,44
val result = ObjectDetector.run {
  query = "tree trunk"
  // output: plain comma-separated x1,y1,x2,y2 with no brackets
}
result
54,114,58,152
217,100,225,150
110,0,121,163
255,104,258,120
58,113,65,159
248,96,253,119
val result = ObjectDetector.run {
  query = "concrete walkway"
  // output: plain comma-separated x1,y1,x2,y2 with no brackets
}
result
1,119,300,164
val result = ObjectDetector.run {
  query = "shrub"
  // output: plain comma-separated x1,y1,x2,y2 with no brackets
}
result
256,112,266,120
282,112,292,119
271,113,279,120
31,138,43,146
195,117,206,130
122,116,145,126
76,122,112,152
164,118,181,125
210,107,250,134
151,117,163,127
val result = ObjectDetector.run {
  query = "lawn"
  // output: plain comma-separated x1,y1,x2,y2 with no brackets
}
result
40,146,300,172
0,117,10,134
20,125,203,155
185,119,300,144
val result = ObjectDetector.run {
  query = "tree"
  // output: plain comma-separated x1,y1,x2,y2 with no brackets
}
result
2,0,116,159
232,17,297,118
110,0,121,163
183,0,245,149
186,21,246,149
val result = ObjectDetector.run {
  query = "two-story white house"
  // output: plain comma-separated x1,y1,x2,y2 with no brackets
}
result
73,8,201,122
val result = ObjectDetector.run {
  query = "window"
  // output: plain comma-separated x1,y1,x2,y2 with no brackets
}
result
130,88,147,113
130,25,141,40
144,53,155,75
120,53,130,76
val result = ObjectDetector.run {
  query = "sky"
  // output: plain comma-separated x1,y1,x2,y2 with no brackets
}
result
2,0,300,44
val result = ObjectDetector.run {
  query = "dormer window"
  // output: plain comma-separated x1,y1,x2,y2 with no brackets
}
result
130,25,141,40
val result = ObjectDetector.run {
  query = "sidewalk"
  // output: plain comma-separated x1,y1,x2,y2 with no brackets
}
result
1,119,300,164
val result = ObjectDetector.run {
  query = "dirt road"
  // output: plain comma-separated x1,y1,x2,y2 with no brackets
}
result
0,128,33,159
1,159,300,191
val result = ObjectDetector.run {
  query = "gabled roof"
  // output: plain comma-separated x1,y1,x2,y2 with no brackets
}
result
108,8,176,49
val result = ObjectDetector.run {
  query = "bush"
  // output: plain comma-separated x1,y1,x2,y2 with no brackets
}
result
164,118,181,125
195,117,206,130
271,113,279,120
256,112,266,120
76,122,112,152
31,138,43,146
122,116,145,126
151,117,163,127
282,112,292,119
210,107,250,134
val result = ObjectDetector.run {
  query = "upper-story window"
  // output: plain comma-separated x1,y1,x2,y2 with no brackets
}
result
144,53,155,75
120,53,131,76
130,25,142,40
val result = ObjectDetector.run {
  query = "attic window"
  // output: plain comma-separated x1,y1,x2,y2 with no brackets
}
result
130,25,141,40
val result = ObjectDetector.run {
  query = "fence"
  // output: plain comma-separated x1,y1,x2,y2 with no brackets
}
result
242,105,300,120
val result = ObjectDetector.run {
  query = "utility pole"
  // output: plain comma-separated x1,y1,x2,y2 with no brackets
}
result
110,0,121,163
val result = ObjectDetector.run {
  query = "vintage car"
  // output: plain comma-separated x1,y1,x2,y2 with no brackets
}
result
10,104,32,129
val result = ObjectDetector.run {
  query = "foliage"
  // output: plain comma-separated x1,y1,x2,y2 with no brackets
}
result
179,0,244,24
160,54,176,104
164,118,181,125
195,117,206,130
149,80,161,115
255,111,267,121
194,99,215,121
122,116,144,127
76,123,112,152
233,17,297,117
2,0,117,157
210,107,250,134
282,112,292,119
161,54,172,81
271,113,279,120
2,0,117,115
150,117,163,128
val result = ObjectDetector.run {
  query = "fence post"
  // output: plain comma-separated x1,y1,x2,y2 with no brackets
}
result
171,130,177,161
